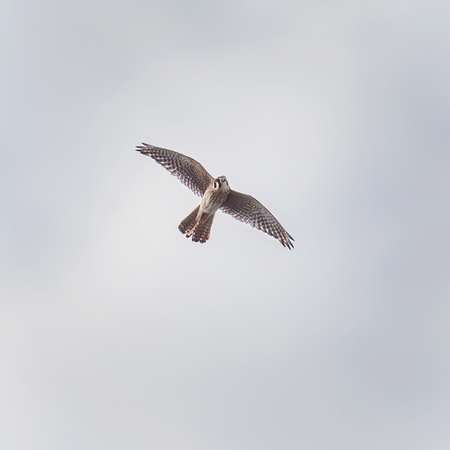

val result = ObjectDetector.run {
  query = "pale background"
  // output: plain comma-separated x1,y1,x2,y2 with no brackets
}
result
1,1,449,449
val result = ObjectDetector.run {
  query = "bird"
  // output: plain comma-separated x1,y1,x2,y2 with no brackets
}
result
136,143,294,249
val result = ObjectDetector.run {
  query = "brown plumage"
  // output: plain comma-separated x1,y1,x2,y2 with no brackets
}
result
136,143,294,249
179,206,216,243
191,214,215,243
178,205,200,235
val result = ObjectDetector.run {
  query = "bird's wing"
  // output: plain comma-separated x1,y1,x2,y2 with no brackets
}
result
136,143,214,197
220,190,294,249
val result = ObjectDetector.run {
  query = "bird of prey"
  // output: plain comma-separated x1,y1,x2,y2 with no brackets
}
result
136,143,294,249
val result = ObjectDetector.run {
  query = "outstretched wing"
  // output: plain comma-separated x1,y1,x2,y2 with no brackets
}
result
220,190,294,249
136,143,214,197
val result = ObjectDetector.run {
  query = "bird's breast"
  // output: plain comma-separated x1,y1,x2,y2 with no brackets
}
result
200,187,229,215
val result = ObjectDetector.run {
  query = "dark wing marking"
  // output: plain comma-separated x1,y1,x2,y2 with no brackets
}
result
136,143,214,197
220,190,294,249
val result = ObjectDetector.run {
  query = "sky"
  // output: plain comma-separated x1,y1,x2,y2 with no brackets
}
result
1,0,450,449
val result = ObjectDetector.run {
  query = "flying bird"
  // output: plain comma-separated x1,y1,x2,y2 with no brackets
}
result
136,143,294,249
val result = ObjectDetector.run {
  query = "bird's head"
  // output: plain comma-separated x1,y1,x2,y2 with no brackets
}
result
214,176,229,190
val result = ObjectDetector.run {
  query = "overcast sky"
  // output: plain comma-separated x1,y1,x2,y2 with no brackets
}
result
1,1,450,449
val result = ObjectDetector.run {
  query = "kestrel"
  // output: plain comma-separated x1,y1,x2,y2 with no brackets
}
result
136,143,294,249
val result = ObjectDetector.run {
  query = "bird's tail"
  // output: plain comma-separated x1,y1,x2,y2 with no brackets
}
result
191,214,214,243
179,206,200,235
178,206,214,243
